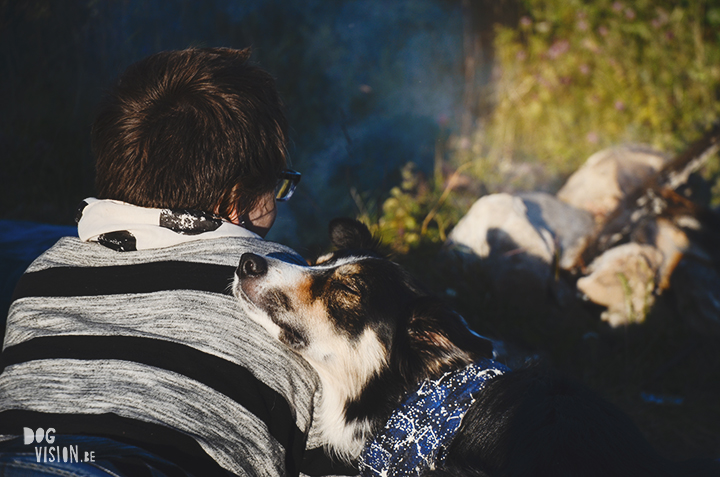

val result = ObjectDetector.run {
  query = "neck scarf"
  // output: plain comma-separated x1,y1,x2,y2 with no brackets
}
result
76,198,258,251
359,358,510,476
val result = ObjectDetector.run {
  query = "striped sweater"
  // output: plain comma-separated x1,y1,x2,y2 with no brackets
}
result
0,235,353,476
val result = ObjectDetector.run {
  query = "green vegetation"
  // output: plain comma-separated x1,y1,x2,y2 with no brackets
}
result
377,0,720,253
489,0,720,169
366,161,473,253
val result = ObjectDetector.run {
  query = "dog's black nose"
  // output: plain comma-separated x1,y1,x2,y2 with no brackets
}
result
238,253,268,278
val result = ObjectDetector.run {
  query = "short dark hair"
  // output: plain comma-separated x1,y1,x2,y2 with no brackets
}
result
92,47,288,219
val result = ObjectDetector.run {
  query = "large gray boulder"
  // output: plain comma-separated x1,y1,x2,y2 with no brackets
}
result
446,192,594,271
447,193,554,264
518,192,595,270
445,192,594,305
445,193,555,306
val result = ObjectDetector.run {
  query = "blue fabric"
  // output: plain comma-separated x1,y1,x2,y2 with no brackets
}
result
358,358,510,476
0,220,77,323
0,454,118,477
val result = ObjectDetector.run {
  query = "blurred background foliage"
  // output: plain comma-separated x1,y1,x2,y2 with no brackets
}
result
490,0,720,167
377,0,720,254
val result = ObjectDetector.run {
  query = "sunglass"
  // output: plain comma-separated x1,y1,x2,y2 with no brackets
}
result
275,169,301,201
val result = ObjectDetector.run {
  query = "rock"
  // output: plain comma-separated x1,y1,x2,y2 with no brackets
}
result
576,243,664,327
646,218,689,290
447,193,555,265
631,215,717,291
557,146,669,221
518,192,595,270
446,192,594,272
445,193,555,306
445,192,595,307
631,217,688,291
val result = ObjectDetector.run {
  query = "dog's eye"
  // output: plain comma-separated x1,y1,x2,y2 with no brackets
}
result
332,281,360,296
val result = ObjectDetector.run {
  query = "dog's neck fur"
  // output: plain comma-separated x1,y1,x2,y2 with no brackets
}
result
309,329,390,462
312,339,478,463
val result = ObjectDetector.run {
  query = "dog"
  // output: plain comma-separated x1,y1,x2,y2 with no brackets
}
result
233,218,720,477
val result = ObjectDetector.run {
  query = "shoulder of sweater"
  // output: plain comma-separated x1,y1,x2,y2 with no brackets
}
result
26,236,304,272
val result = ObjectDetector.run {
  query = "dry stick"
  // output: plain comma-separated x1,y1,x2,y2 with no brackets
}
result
421,162,474,238
579,123,720,269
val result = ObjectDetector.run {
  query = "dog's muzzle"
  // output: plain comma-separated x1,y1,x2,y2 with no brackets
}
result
235,253,269,304
235,253,310,349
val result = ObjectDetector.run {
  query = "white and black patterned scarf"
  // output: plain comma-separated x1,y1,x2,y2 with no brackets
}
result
76,198,258,251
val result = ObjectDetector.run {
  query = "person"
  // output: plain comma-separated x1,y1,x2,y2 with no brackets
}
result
0,47,355,477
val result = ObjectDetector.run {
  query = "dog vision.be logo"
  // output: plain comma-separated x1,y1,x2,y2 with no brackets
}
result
24,427,96,463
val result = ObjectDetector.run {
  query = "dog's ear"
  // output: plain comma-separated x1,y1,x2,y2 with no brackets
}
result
396,297,494,382
329,217,377,251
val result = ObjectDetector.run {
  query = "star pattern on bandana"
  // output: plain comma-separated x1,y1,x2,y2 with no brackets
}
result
359,359,510,477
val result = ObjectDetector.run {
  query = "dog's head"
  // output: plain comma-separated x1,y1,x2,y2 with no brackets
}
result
233,218,492,449
234,216,491,386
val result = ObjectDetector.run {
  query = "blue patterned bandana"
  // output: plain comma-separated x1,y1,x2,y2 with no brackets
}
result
358,358,510,476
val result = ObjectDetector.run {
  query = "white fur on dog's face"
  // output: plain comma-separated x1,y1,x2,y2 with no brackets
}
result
233,254,390,459
234,255,384,356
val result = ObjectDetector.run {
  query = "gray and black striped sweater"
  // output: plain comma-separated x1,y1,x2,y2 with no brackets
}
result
0,235,354,477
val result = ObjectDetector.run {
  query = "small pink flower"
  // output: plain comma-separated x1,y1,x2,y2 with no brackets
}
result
586,132,599,144
612,2,623,12
579,64,590,75
598,25,609,37
516,50,527,61
547,40,570,59
625,8,636,20
520,16,532,27
577,19,588,31
614,100,625,111
654,8,669,27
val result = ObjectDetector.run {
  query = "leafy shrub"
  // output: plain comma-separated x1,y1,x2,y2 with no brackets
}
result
371,159,482,253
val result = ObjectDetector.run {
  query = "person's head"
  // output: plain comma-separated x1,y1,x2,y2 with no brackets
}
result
92,47,289,237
